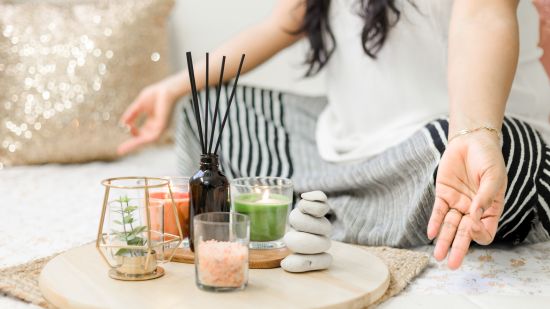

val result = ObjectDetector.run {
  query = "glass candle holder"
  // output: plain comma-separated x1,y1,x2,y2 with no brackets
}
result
231,177,293,249
96,177,182,281
194,212,249,292
148,176,190,247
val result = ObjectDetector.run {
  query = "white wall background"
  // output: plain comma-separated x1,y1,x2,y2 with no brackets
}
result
168,0,326,96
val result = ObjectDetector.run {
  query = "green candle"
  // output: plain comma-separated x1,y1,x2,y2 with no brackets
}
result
233,193,290,242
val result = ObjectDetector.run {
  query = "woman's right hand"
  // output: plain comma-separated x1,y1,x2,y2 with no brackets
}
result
115,0,305,156
117,75,184,156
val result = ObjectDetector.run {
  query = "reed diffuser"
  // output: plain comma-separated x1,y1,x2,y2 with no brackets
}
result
186,52,246,251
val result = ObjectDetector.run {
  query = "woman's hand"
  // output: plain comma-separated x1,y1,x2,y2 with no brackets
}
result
117,75,184,156
116,0,306,156
427,131,507,269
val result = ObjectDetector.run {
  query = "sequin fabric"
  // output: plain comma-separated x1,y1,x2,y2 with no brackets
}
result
0,0,173,167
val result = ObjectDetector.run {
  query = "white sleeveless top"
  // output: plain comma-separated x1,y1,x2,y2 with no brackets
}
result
317,0,550,162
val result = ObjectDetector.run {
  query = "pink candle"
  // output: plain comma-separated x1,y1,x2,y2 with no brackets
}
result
149,191,190,238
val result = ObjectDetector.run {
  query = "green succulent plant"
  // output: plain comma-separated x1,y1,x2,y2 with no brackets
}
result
111,195,148,257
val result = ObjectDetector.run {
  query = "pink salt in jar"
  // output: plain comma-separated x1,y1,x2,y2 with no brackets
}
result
193,212,250,292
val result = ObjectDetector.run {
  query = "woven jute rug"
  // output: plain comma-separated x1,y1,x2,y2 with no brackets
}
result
362,246,429,307
0,246,429,308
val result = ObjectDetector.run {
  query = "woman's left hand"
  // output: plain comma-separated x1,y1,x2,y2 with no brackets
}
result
427,130,507,269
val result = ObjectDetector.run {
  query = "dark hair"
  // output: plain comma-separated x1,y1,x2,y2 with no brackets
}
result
299,0,401,76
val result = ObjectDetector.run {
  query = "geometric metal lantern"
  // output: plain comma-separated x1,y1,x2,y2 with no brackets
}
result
96,177,183,281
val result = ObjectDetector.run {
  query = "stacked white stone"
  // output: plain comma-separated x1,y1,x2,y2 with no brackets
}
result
281,191,333,273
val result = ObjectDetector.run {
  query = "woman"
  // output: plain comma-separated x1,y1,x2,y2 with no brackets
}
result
118,0,550,269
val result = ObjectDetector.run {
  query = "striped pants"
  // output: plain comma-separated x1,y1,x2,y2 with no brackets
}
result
176,86,550,247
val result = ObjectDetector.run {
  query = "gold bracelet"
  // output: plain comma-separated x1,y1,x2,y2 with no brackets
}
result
448,126,501,143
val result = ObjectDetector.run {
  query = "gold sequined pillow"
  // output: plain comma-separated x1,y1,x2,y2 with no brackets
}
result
0,0,173,166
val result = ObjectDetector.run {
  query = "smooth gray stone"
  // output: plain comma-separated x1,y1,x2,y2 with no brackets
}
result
281,253,333,273
297,199,330,217
289,208,331,236
301,191,328,202
284,231,331,254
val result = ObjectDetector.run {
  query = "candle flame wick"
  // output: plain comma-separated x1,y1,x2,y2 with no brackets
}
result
261,190,270,202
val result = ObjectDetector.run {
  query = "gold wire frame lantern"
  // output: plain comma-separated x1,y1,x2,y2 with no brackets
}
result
96,177,183,281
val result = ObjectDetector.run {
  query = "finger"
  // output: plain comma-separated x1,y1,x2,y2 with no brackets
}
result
448,216,473,270
433,209,462,261
120,98,144,126
470,219,493,245
117,134,156,156
427,196,449,240
469,173,501,221
130,125,139,137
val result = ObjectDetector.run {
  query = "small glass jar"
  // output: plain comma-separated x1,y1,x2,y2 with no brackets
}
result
231,177,293,249
194,212,250,292
149,176,190,247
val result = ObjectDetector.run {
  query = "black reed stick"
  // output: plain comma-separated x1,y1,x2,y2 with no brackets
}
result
204,53,209,152
186,52,206,154
208,56,226,154
214,54,246,154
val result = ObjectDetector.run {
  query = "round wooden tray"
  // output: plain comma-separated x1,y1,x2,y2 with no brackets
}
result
173,247,290,269
39,242,390,309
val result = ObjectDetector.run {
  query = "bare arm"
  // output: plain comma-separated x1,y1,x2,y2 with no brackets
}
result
118,0,305,154
428,0,520,269
448,0,519,135
163,0,306,101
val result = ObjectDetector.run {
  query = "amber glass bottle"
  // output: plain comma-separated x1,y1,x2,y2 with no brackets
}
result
188,154,230,251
